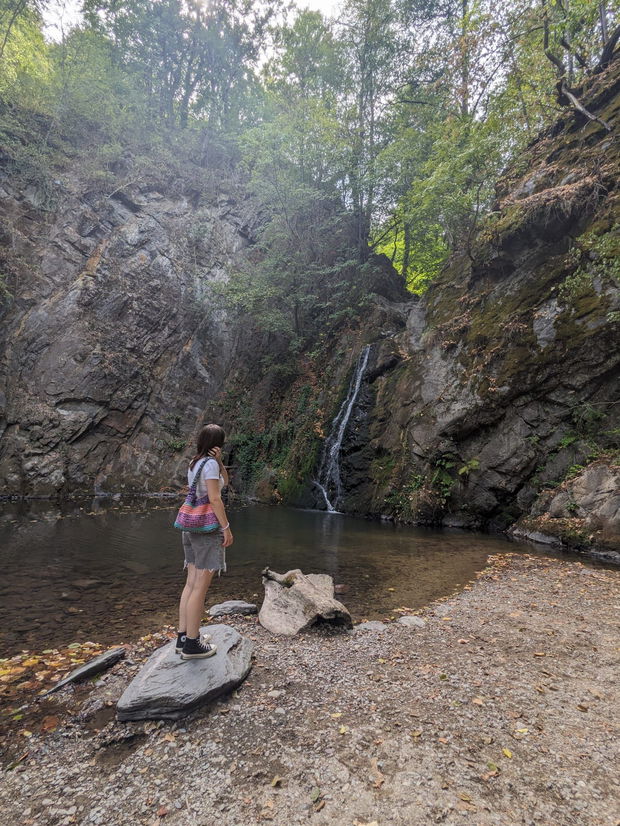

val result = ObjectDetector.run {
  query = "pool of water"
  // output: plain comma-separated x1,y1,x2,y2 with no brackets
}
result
0,498,587,656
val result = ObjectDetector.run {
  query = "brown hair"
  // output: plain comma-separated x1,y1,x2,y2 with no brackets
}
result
189,423,225,470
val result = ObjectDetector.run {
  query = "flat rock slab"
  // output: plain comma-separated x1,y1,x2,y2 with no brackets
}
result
208,600,257,617
43,647,126,696
116,625,253,722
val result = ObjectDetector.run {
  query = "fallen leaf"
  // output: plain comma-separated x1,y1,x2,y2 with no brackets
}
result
370,757,385,788
577,703,589,712
502,748,513,759
314,800,325,812
411,729,423,738
270,775,282,787
458,792,472,802
41,715,59,732
162,733,176,743
339,725,349,735
157,806,168,818
310,787,321,803
471,697,485,706
533,652,546,657
330,712,342,718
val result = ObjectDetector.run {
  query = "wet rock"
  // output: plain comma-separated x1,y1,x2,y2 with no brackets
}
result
44,647,126,696
208,600,257,617
116,625,253,721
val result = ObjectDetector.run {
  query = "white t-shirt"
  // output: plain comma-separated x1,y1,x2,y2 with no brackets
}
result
188,457,224,498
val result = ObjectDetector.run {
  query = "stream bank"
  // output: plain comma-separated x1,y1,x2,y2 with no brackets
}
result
1,552,618,826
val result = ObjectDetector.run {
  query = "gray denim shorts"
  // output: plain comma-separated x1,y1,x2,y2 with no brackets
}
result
182,530,227,575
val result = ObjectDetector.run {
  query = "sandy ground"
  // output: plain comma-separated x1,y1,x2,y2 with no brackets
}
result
1,552,619,826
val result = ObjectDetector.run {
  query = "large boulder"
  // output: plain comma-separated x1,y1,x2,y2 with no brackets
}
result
509,460,620,558
116,625,253,721
259,567,352,636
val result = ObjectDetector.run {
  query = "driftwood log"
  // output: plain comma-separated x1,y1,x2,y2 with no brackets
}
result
259,567,352,636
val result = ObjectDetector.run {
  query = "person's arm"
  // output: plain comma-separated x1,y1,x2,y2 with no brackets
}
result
206,477,233,547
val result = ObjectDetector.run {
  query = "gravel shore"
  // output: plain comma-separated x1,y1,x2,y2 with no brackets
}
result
1,553,619,826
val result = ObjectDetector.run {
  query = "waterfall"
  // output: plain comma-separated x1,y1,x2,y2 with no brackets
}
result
314,344,371,512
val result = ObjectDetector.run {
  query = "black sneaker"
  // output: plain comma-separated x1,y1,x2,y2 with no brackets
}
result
181,636,217,660
176,631,211,654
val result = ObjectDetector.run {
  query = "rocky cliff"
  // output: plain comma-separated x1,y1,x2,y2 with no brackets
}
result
0,141,259,495
331,60,620,556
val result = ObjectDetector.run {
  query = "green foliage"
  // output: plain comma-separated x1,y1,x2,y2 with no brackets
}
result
571,402,605,436
458,458,480,476
164,437,187,452
384,472,425,519
561,226,620,303
430,455,457,501
565,463,585,479
0,4,51,107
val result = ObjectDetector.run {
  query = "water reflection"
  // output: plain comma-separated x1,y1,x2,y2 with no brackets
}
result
0,499,594,656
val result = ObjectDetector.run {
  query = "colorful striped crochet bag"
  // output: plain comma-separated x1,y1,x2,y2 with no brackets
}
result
173,457,220,533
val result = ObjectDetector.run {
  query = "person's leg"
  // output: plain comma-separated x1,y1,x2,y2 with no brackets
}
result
179,563,197,633
185,568,215,639
181,567,217,659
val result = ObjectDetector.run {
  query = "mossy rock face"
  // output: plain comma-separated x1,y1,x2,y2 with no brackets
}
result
328,60,620,538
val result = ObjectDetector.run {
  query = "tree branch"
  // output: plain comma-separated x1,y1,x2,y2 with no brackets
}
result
558,79,612,131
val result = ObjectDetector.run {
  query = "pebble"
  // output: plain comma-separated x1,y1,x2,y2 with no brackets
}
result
354,621,388,632
397,616,426,628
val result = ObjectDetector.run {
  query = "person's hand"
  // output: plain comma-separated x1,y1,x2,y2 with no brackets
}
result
222,526,233,548
209,446,224,466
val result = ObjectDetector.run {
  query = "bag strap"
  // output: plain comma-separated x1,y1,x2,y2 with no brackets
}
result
189,457,210,504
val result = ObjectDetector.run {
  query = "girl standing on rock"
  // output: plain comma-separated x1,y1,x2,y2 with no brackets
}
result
175,423,234,659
